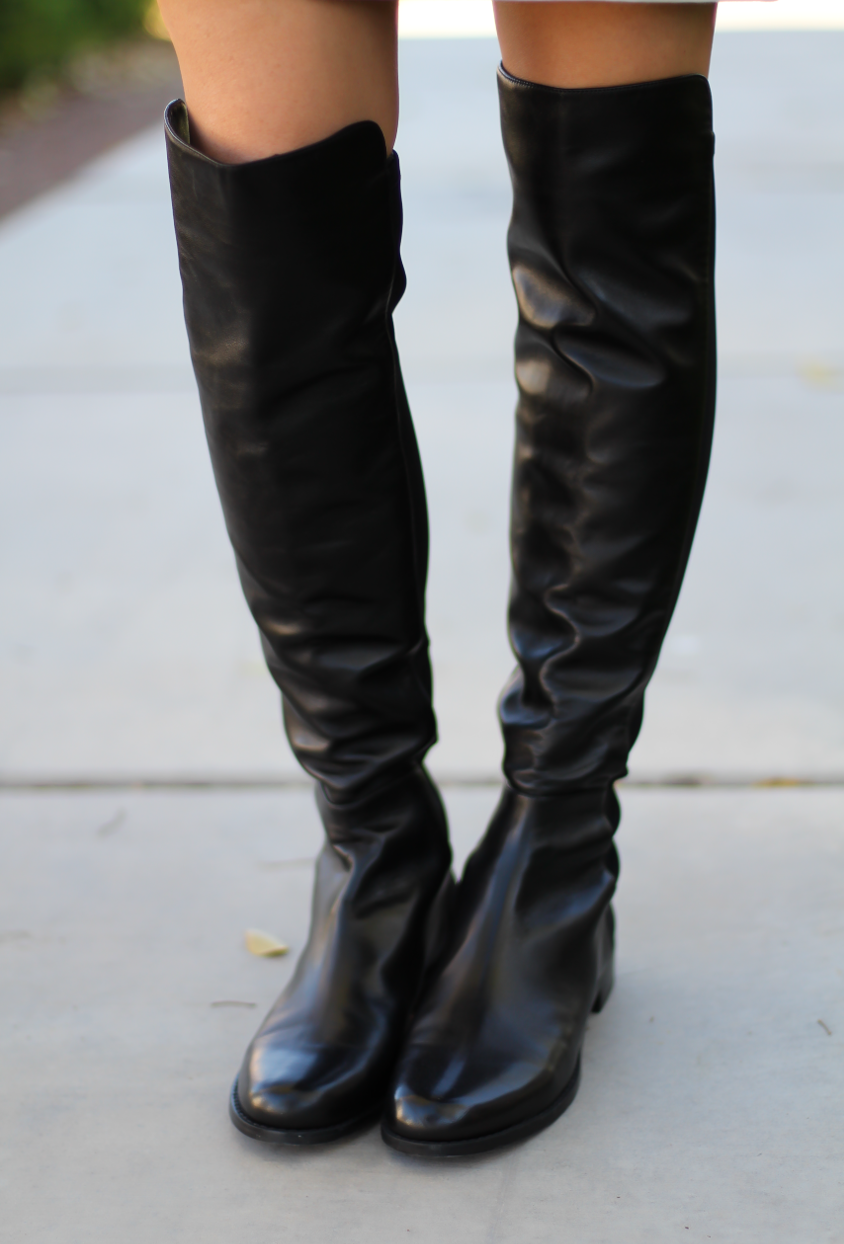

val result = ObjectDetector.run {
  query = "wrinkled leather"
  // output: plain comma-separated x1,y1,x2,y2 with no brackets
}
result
165,103,452,1134
385,70,716,1151
165,102,435,802
499,70,717,796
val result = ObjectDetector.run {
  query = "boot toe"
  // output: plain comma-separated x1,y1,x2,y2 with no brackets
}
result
237,1069,320,1131
386,1083,471,1141
236,1039,373,1133
237,1059,325,1131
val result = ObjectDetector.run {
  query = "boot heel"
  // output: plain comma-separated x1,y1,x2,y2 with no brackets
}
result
592,960,614,1013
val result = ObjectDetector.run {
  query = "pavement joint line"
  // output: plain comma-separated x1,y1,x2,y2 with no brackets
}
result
1,774,843,791
1,355,841,395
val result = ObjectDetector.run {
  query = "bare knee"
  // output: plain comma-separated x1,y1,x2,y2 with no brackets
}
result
159,0,399,162
493,1,717,90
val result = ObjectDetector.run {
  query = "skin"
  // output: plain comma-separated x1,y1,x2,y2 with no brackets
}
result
493,2,716,89
157,0,401,160
157,0,717,162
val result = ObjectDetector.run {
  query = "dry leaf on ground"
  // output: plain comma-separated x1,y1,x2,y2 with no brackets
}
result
245,928,289,957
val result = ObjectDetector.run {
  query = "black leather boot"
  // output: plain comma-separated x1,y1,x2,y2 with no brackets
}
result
165,103,452,1144
382,70,716,1156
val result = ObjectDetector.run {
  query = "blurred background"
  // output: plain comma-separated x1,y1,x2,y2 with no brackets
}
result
1,0,842,788
1,6,843,1239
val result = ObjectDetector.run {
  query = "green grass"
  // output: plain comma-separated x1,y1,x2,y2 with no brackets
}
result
0,0,149,92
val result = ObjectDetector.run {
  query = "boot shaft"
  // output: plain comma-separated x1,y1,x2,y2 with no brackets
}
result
497,70,717,796
165,105,436,801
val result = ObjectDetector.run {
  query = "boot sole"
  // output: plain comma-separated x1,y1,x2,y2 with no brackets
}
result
380,965,613,1158
229,1078,382,1146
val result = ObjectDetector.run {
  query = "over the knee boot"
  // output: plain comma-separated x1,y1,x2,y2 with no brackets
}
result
383,70,716,1155
165,104,452,1144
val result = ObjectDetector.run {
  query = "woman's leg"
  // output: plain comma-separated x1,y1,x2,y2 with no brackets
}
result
162,0,452,1145
158,0,399,160
384,3,718,1157
493,0,716,88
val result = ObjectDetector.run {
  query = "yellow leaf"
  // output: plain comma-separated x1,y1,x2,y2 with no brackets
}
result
798,359,841,391
245,928,289,958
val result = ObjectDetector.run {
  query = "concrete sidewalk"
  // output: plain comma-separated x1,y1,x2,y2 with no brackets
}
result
1,31,843,1243
3,787,842,1241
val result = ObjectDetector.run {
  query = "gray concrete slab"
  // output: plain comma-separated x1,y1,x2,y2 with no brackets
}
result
1,33,843,784
2,786,842,1240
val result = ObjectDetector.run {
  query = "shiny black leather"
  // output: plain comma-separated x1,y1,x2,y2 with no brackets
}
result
165,103,452,1141
231,768,452,1141
385,786,618,1155
383,70,716,1155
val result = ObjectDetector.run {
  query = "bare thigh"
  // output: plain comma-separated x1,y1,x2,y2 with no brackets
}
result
157,0,399,161
157,0,716,164
493,1,717,87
